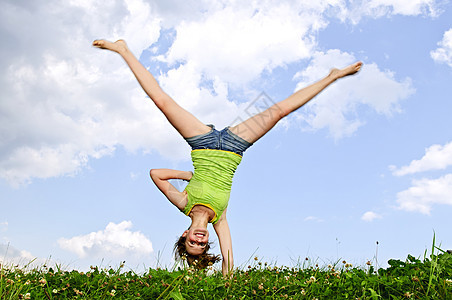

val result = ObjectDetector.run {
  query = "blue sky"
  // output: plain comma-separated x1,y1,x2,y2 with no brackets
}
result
1,0,452,272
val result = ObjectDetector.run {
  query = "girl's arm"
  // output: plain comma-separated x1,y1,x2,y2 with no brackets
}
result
213,208,233,276
149,169,192,210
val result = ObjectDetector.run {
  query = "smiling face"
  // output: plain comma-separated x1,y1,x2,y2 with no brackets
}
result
182,227,209,255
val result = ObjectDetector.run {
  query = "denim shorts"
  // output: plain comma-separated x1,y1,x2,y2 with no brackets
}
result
185,125,253,156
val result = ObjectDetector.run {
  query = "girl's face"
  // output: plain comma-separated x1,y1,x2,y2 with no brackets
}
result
183,228,209,255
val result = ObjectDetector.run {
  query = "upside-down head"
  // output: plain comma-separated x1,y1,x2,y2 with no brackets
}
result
174,228,220,269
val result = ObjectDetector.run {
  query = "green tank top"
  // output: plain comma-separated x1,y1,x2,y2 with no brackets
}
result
183,149,242,224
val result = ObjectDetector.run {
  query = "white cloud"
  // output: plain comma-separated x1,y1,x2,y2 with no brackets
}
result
367,0,439,15
294,50,415,139
0,0,428,186
431,28,452,68
148,0,225,28
361,211,382,222
157,1,351,132
0,0,175,186
1,1,336,186
0,243,34,265
164,3,322,86
345,0,441,23
0,243,62,269
2,0,318,186
396,174,452,214
58,221,153,259
392,141,452,176
391,140,452,215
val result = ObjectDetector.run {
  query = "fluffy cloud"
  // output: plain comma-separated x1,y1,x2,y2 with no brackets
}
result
164,3,321,86
0,243,34,265
431,28,452,68
58,221,153,259
155,1,343,130
361,211,382,222
391,141,452,215
0,0,335,186
391,141,452,176
396,174,452,214
294,50,415,139
1,0,435,186
156,61,241,128
345,0,441,23
0,0,174,186
366,0,439,15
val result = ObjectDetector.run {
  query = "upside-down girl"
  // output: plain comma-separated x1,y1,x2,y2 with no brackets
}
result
93,39,362,275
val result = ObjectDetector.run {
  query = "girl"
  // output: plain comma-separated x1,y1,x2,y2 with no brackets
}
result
93,39,362,275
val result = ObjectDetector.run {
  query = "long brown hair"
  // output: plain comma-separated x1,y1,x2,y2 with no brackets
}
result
174,235,220,269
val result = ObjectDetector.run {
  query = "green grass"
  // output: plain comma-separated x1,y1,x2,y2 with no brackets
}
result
1,249,452,299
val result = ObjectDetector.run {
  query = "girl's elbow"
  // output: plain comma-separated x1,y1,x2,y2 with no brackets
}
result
149,169,159,180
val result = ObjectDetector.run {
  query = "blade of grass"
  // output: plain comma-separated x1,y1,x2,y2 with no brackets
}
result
426,231,438,296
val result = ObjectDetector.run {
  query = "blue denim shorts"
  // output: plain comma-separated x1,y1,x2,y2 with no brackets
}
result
185,125,253,156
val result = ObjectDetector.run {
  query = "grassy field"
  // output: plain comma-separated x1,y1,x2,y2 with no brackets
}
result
1,246,452,299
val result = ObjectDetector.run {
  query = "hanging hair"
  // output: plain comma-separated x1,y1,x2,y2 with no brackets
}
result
174,235,220,270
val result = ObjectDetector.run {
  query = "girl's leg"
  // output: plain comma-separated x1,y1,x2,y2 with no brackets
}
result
229,62,362,144
93,39,211,138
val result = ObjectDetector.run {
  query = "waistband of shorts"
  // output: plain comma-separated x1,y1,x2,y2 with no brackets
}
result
184,124,215,142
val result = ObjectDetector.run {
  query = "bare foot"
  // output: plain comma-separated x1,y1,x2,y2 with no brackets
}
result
92,39,128,54
329,62,363,79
